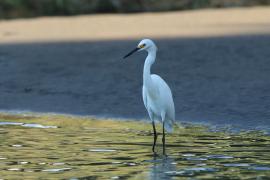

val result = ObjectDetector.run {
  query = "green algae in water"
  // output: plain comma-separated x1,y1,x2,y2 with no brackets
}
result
0,113,270,179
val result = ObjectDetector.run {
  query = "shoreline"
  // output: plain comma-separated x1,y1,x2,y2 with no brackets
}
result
0,111,269,135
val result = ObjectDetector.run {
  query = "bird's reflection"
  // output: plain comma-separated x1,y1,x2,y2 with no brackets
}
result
149,156,176,180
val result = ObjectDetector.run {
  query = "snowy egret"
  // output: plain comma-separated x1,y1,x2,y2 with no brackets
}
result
123,39,175,155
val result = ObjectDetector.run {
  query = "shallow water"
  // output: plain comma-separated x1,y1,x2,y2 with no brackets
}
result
0,114,270,179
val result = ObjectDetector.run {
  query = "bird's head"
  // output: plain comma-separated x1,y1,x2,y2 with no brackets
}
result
123,39,157,59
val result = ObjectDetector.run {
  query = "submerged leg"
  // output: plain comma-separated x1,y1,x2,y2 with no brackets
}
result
147,110,157,155
162,121,166,155
152,121,158,153
161,112,167,156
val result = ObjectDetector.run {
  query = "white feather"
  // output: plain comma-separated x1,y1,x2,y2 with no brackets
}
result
140,39,175,133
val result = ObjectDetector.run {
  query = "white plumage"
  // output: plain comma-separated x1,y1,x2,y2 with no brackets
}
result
124,39,175,155
142,74,175,133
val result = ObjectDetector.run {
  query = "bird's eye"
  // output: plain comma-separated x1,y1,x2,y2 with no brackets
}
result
139,44,146,48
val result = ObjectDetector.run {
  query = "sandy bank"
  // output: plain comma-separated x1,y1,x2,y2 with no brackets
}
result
0,7,270,43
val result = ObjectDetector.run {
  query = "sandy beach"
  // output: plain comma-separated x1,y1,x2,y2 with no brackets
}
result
0,7,270,43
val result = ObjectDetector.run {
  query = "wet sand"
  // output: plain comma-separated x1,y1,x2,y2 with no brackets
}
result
0,7,270,131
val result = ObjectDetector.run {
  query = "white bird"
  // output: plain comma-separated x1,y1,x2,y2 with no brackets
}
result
123,39,175,155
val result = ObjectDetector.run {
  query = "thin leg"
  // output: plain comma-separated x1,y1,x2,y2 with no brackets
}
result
162,121,166,155
152,121,158,153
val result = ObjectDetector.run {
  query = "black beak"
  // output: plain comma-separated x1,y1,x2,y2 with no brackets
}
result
123,47,140,59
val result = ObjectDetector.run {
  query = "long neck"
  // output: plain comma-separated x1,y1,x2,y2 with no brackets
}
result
143,49,156,86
